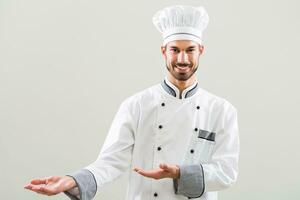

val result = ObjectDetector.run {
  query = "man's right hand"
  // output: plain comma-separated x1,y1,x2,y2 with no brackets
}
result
24,175,76,196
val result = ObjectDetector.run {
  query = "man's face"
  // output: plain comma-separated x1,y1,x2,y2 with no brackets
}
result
161,40,204,81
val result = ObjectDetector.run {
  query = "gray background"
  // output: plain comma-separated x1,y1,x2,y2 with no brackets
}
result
1,0,299,199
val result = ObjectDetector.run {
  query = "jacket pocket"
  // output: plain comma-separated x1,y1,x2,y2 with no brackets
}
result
183,129,216,164
193,129,215,163
198,129,216,142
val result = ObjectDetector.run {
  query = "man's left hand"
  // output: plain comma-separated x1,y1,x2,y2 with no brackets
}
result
133,163,180,179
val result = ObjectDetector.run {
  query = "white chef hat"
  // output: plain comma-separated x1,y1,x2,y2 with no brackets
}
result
152,5,209,46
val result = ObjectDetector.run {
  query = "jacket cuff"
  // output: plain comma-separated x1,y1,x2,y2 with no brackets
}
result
64,187,80,200
64,169,97,200
173,164,205,199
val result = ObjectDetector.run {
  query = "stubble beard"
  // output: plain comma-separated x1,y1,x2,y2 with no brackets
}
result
166,62,198,81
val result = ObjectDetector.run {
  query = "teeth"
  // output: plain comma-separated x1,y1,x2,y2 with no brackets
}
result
177,66,188,69
177,66,189,70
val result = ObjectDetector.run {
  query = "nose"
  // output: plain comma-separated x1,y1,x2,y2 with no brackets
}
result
177,51,188,63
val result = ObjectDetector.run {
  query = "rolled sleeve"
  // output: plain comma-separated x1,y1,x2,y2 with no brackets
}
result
64,169,97,200
173,164,205,199
64,186,80,200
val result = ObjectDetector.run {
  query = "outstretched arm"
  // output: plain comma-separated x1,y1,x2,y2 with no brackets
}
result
25,97,139,200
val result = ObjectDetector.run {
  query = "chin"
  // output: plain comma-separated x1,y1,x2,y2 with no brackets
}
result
174,74,192,81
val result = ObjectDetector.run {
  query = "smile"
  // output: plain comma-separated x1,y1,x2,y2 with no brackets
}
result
175,66,190,73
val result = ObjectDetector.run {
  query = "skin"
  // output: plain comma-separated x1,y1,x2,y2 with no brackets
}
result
162,40,204,94
24,175,76,196
24,39,204,196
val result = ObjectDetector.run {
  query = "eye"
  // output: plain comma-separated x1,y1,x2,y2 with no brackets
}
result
187,49,195,52
170,48,179,53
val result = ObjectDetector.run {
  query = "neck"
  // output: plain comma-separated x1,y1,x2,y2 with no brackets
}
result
167,74,197,93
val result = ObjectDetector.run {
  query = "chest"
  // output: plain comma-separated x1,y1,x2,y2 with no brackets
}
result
134,98,220,164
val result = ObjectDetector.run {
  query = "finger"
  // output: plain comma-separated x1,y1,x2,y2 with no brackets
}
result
136,169,155,178
134,167,150,176
159,163,173,172
133,167,148,174
24,184,45,192
35,188,54,196
159,163,168,169
24,184,33,189
134,167,151,175
29,185,56,196
47,176,59,182
134,168,165,179
26,184,45,193
133,167,142,172
30,178,47,185
39,185,58,196
35,189,49,196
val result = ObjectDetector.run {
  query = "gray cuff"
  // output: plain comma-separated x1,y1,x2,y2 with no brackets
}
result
173,164,205,199
64,190,80,200
64,169,97,200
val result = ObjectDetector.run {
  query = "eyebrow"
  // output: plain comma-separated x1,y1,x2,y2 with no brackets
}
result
169,46,197,49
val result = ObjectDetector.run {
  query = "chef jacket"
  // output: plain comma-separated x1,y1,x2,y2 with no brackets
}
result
64,77,239,200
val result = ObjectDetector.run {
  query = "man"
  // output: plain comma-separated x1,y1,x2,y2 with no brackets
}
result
24,5,239,200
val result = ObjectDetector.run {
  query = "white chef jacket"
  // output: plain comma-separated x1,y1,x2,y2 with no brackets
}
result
83,77,239,200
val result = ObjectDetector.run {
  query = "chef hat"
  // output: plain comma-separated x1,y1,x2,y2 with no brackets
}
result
152,5,209,46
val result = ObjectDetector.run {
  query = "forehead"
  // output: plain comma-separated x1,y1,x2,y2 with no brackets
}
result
166,40,199,49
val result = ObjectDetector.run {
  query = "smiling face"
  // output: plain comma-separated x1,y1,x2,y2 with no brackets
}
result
161,40,204,82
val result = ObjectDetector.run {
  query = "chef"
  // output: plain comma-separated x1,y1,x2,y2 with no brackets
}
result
24,5,239,200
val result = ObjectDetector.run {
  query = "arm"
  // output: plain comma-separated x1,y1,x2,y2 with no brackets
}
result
64,98,138,199
174,105,240,198
85,99,137,187
25,98,138,200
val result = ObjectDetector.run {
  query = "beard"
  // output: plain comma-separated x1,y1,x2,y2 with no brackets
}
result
166,61,198,81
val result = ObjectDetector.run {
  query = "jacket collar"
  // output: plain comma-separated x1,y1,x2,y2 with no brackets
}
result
161,77,199,99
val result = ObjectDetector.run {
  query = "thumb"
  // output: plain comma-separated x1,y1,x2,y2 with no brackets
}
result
159,163,170,170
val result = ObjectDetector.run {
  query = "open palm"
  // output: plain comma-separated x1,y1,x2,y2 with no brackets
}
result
134,163,180,179
24,176,75,196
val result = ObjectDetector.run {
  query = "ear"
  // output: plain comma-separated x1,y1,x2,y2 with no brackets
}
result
199,45,204,55
161,45,167,59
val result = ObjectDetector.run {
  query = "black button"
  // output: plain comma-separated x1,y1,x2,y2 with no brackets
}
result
197,106,200,109
157,147,161,151
190,149,194,153
194,128,198,132
161,102,165,107
158,125,163,129
154,192,158,197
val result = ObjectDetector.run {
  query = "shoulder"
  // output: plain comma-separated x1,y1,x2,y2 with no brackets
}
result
119,83,161,109
198,88,238,130
198,87,237,114
122,84,161,103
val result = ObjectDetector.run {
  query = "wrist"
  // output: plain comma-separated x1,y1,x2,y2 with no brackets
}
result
64,176,77,189
175,165,180,179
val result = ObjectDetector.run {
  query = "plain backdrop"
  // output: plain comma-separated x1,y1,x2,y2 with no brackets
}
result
1,0,300,199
